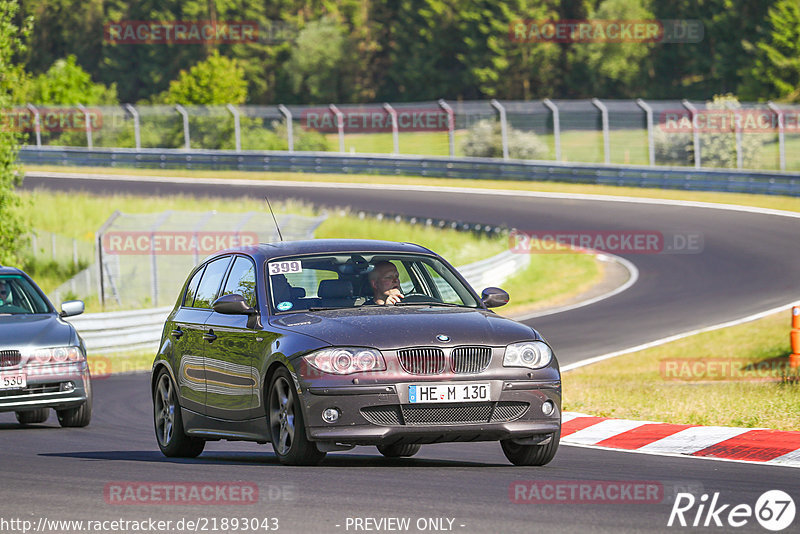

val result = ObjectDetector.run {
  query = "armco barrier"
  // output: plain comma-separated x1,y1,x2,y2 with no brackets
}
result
18,146,800,196
66,250,528,355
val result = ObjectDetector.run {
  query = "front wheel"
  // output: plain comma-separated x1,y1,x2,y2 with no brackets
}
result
377,443,421,458
15,408,50,425
268,368,326,466
501,429,560,466
153,369,205,458
57,398,92,428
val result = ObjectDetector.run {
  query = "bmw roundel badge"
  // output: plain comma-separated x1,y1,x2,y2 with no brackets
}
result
436,334,450,342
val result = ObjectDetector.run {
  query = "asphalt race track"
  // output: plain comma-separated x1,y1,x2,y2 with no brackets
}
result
2,173,799,533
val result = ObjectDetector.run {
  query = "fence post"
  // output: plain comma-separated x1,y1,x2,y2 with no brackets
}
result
490,99,509,160
124,104,141,151
592,98,610,164
383,103,399,154
437,99,455,158
96,211,121,309
682,99,701,168
277,104,293,152
767,101,785,171
226,104,241,152
26,104,42,147
329,104,345,153
724,102,743,169
542,98,561,162
77,104,93,148
175,105,190,150
636,98,655,166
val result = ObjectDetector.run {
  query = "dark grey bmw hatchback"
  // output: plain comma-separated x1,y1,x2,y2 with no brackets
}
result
152,240,561,465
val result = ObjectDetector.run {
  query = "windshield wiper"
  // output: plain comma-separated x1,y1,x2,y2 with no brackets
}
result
393,301,470,308
308,306,349,311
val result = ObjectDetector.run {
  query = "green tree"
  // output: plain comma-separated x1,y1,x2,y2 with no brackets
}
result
0,0,32,265
285,17,348,103
739,0,800,101
162,51,247,105
27,54,117,104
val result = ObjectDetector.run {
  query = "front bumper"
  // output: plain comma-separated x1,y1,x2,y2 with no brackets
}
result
302,379,561,446
0,362,91,412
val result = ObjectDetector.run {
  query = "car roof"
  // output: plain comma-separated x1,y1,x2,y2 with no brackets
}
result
0,265,26,276
216,239,437,261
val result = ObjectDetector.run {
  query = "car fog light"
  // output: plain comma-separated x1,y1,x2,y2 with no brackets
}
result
542,400,555,416
322,408,340,423
60,382,75,392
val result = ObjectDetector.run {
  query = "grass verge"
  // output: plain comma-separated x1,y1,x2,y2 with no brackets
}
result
562,310,800,431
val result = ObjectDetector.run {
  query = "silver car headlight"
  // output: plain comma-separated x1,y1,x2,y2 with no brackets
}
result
25,346,85,364
503,341,553,370
303,348,386,375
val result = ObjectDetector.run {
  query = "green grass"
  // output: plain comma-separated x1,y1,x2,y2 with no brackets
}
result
563,311,800,431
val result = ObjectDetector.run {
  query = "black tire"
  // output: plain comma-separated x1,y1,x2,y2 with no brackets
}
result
377,443,421,458
268,368,326,466
501,429,560,466
56,400,92,428
15,408,49,425
153,369,205,458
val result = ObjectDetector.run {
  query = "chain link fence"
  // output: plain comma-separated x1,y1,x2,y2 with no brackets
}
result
48,210,326,309
15,100,800,172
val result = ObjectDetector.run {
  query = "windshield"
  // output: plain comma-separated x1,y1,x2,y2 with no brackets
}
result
267,252,481,313
0,275,52,315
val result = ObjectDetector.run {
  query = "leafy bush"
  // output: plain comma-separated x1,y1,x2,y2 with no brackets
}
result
655,95,764,168
461,119,548,160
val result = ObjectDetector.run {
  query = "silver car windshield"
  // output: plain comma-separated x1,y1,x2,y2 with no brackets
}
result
0,275,51,315
267,253,480,313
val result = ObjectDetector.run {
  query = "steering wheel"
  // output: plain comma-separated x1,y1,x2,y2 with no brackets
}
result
400,293,439,303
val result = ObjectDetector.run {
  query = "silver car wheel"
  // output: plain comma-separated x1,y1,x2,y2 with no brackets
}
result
269,376,295,455
154,373,175,446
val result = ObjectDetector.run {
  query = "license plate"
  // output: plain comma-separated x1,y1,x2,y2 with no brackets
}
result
0,372,26,390
408,383,489,403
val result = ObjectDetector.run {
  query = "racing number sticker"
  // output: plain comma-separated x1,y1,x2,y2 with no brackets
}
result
269,260,302,275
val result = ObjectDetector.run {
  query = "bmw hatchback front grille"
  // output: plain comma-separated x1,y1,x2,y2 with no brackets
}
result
397,348,446,375
451,347,492,374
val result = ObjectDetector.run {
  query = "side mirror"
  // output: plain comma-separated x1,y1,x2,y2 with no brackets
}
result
213,294,258,315
60,300,85,317
481,287,509,308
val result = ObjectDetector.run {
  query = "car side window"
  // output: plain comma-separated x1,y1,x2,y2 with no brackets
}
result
221,256,257,309
183,266,205,307
192,256,232,309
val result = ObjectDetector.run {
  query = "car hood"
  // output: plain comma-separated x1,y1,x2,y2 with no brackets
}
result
269,306,541,350
0,314,78,350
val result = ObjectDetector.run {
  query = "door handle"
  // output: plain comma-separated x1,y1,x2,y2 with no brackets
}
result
171,328,183,339
203,330,217,343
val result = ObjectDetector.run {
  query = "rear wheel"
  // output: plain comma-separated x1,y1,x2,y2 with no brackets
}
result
501,429,560,466
377,443,421,458
268,368,326,466
153,369,205,458
15,408,49,425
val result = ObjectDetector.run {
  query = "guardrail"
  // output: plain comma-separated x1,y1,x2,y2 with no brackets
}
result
19,146,800,196
66,249,528,355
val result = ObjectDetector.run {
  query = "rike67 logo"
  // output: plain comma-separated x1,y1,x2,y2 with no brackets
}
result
668,490,795,531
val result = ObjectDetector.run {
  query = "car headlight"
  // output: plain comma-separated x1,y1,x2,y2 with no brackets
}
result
25,346,85,364
503,341,553,370
303,348,386,375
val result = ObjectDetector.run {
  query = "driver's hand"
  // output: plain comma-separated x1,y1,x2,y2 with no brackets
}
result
384,288,404,306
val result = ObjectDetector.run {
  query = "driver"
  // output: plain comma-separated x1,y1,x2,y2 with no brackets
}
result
0,280,9,305
368,261,404,306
